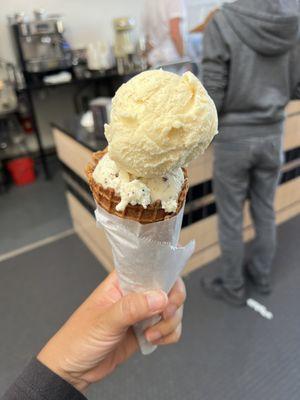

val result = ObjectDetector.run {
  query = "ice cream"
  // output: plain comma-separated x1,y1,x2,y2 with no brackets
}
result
105,69,218,178
93,153,184,213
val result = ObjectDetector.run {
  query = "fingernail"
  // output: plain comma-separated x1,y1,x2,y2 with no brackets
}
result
146,330,162,343
164,304,177,319
146,291,167,312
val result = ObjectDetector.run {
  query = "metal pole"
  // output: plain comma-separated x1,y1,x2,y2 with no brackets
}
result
26,88,51,179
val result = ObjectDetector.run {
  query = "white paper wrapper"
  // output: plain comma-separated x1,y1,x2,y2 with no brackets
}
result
95,206,195,355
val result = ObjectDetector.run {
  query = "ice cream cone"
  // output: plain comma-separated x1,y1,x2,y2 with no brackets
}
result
84,69,216,355
85,148,189,224
94,204,195,355
86,148,193,355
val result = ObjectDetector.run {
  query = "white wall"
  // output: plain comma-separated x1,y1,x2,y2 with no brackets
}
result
0,0,143,63
0,0,223,64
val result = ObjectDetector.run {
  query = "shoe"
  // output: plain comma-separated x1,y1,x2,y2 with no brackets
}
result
201,277,247,307
245,265,272,295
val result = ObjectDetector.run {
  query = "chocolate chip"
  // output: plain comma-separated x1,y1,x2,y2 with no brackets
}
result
162,177,168,182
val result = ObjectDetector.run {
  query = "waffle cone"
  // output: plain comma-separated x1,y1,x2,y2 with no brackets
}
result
85,148,188,224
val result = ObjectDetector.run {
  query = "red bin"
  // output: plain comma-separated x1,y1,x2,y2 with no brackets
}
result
7,157,36,186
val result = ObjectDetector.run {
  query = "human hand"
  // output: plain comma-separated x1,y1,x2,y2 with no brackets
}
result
37,271,186,392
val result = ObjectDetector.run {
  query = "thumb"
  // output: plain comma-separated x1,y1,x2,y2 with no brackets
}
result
102,290,168,333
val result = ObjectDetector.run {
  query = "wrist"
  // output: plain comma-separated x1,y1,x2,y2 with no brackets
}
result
37,349,89,393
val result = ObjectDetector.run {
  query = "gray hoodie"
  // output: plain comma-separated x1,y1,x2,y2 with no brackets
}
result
202,0,300,140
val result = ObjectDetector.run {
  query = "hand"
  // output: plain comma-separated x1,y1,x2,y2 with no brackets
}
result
37,271,186,393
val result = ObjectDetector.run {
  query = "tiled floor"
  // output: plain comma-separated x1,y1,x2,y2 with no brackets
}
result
0,158,72,255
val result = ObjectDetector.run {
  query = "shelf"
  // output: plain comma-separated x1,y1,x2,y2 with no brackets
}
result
0,132,55,160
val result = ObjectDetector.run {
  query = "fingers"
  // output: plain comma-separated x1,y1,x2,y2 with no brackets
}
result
145,306,183,343
152,323,182,346
144,279,186,345
163,277,186,320
101,290,168,334
168,278,186,307
90,274,185,347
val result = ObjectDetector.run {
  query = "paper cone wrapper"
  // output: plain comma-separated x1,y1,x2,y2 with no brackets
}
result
95,206,195,355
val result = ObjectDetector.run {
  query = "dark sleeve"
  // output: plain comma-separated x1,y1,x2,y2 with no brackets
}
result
2,358,87,400
202,15,230,113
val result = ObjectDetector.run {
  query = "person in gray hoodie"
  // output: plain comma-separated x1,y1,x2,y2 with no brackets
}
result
201,0,300,305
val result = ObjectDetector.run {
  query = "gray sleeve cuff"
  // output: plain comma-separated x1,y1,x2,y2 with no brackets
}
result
2,358,87,400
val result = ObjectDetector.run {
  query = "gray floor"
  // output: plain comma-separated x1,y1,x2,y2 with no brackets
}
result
0,215,299,400
0,159,72,255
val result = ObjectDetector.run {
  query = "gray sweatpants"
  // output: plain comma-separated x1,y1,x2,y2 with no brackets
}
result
213,134,283,289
